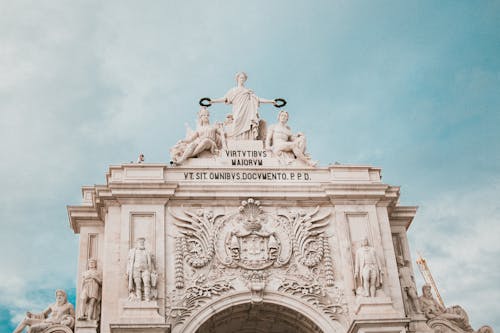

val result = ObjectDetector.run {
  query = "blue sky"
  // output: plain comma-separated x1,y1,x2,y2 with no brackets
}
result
1,1,499,331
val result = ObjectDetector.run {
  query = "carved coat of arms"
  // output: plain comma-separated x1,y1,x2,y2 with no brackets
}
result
220,199,290,270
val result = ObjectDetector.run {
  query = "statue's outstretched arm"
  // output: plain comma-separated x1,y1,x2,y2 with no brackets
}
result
210,97,226,104
258,98,276,105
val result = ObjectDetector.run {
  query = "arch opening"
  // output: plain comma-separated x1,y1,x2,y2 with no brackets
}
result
196,302,323,333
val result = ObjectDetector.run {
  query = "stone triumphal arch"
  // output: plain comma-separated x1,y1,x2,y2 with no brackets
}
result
56,74,494,333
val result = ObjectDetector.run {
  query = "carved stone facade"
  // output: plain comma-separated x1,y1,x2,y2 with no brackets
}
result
68,158,494,333
67,149,404,333
65,78,493,333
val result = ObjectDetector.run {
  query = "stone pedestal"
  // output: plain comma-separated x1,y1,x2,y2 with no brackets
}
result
347,318,410,333
226,139,264,150
409,314,433,333
120,300,164,324
75,320,98,333
354,296,400,318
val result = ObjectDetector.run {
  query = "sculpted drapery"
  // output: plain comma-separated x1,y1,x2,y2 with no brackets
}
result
224,85,260,139
210,72,276,140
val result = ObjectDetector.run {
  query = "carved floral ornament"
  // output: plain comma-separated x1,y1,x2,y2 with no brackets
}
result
168,198,345,326
169,198,332,275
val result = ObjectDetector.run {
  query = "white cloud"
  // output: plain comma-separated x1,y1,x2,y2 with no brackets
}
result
409,179,500,329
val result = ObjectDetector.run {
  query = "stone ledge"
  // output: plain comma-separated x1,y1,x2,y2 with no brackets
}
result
347,318,410,333
109,323,170,333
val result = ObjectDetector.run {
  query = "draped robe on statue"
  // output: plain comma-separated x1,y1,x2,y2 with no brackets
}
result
224,86,260,139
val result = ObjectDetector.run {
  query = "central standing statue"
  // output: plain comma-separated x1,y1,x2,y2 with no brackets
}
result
210,72,277,140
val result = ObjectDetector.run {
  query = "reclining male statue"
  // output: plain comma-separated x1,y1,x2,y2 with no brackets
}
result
13,289,75,333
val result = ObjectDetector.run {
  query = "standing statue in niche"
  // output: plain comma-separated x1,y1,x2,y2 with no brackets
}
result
265,110,317,166
210,72,277,140
13,290,75,333
354,237,383,297
396,255,421,315
78,258,102,321
127,237,156,302
419,284,474,332
170,107,225,164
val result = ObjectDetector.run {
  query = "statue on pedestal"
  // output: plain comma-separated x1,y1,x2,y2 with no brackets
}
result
209,72,277,140
170,108,225,164
396,255,422,315
265,110,316,166
78,259,102,321
354,237,382,297
13,289,75,333
419,284,474,332
127,238,156,302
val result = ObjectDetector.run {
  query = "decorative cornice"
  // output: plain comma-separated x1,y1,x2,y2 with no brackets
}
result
388,205,418,230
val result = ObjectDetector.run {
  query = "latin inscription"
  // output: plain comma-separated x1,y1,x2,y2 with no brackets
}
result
224,150,267,166
183,171,310,181
182,150,312,181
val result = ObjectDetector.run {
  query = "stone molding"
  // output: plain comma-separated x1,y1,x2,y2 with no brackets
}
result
68,163,402,234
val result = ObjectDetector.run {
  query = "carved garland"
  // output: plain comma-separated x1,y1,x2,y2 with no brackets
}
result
278,280,346,321
175,237,184,289
170,280,234,327
323,236,335,286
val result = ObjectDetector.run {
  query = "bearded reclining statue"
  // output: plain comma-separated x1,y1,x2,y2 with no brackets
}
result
419,284,493,333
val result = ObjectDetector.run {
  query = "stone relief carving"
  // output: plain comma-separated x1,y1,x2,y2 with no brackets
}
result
170,108,226,164
323,236,335,286
77,259,102,322
13,289,75,333
354,237,383,297
174,237,185,289
286,206,329,268
169,274,234,327
242,270,268,303
168,198,343,327
265,110,317,167
171,209,223,268
217,199,291,270
126,237,158,302
396,255,421,315
278,279,347,321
